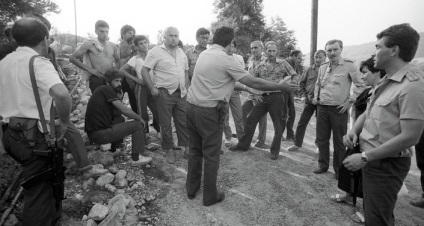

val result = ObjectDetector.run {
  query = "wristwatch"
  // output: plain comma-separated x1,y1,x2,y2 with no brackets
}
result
361,152,368,164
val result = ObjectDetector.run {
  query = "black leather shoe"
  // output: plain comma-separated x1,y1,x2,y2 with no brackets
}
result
188,194,195,200
313,168,328,174
229,146,247,152
203,193,225,206
270,154,279,160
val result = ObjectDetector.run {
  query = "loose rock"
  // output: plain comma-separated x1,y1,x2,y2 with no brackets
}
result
83,178,95,191
105,184,117,193
108,165,119,174
96,173,115,187
88,203,108,221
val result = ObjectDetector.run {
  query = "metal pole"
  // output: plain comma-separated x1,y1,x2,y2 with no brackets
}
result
310,0,318,65
74,0,77,52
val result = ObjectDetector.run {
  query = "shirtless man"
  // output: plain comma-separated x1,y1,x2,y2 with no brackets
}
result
70,20,120,93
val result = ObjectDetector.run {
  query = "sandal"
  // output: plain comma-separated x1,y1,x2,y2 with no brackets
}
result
330,194,353,204
350,211,365,223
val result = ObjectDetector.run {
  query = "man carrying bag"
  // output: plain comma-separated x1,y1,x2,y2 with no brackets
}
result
0,18,70,226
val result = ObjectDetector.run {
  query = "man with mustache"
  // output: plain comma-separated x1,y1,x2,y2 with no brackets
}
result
312,39,366,179
85,69,152,166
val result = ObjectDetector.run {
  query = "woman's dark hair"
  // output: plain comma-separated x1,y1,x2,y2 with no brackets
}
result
360,56,386,78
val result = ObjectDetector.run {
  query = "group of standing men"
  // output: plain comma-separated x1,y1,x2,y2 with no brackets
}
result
1,13,424,226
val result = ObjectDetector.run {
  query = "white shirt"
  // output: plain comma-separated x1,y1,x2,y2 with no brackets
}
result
0,47,63,131
143,44,188,97
126,55,154,82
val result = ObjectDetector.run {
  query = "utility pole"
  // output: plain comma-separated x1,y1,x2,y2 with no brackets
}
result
74,0,78,52
310,0,318,65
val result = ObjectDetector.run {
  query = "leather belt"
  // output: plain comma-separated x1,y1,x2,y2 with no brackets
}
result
261,92,280,96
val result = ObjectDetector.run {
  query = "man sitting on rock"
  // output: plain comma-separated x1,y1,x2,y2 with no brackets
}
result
85,69,152,166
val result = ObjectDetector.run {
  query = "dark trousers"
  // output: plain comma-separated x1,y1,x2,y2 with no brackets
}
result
242,99,267,144
294,102,317,147
89,76,106,93
122,78,138,113
416,129,424,197
362,157,410,226
135,84,160,133
316,105,348,173
237,93,286,155
282,93,295,139
3,128,57,226
185,103,222,205
88,120,145,161
156,88,189,150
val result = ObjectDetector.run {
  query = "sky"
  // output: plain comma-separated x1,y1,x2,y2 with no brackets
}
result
46,0,424,53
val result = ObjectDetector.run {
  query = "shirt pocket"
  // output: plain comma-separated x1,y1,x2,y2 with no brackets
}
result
372,98,393,121
330,73,344,85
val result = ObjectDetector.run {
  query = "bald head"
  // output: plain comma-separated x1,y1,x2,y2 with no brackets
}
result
164,26,179,48
12,18,49,47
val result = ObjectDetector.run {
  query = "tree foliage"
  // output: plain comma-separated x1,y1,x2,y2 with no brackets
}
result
212,0,266,55
0,0,60,25
0,0,60,42
262,16,297,58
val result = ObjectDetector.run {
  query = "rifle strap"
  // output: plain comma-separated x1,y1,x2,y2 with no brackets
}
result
29,55,55,146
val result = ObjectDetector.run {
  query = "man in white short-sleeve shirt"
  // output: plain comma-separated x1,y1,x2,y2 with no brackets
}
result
141,27,189,164
0,18,71,225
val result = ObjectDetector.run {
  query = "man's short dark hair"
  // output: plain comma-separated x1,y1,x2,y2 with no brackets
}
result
120,25,135,38
212,26,234,47
104,69,123,83
325,39,343,49
133,35,149,46
95,20,109,30
3,27,12,39
360,55,386,78
196,27,210,38
376,23,420,62
26,13,51,31
315,49,326,57
290,50,302,57
12,18,49,47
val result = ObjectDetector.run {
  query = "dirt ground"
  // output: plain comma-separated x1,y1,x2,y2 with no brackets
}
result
1,98,423,226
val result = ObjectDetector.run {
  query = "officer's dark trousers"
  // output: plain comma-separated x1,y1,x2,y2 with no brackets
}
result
186,103,222,206
362,157,410,226
3,128,56,226
294,102,317,147
416,129,424,197
316,105,348,174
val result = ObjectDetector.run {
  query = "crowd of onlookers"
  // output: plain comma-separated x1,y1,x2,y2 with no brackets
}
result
0,13,423,226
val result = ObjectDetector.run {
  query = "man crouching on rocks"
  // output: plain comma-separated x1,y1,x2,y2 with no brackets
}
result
85,69,152,166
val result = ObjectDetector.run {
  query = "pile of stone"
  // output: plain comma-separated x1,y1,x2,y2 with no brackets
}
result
80,164,158,225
